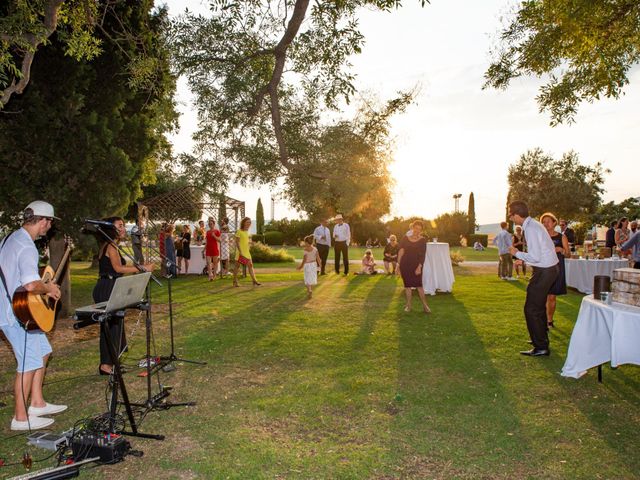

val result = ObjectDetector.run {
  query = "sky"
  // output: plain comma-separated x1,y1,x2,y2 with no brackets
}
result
162,0,639,226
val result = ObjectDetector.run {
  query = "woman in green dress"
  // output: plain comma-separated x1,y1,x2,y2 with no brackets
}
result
232,217,261,287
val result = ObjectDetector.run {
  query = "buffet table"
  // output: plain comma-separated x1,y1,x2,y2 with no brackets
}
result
561,295,640,379
564,258,629,294
186,245,206,274
422,242,455,295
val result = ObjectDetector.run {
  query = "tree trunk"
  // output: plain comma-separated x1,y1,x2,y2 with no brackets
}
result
49,236,71,318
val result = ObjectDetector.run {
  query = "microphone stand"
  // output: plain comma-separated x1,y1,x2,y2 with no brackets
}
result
143,241,207,368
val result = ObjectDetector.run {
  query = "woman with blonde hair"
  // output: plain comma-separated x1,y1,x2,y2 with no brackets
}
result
397,221,431,314
383,234,399,274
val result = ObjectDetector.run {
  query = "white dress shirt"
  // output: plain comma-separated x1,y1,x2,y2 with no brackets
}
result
514,217,559,268
332,223,351,246
313,225,331,247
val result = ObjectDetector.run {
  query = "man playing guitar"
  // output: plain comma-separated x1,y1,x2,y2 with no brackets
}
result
0,201,67,430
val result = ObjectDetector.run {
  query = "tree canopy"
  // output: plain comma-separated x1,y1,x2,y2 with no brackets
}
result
592,197,640,226
507,148,608,221
0,0,177,233
484,0,640,125
170,1,424,220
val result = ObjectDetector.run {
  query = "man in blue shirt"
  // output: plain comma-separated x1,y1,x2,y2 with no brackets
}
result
508,201,559,357
492,222,514,280
621,230,640,269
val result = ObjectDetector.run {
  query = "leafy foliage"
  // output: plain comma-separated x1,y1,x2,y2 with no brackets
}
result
484,0,640,125
256,198,265,235
0,1,177,235
170,1,418,219
507,148,608,221
467,192,476,235
249,242,295,262
591,197,640,226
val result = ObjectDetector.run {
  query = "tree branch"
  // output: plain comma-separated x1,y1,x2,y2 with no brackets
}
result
0,0,65,107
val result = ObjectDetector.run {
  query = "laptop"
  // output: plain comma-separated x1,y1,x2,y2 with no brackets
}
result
76,272,151,314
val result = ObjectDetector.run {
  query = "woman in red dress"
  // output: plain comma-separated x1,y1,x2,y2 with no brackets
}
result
397,220,431,314
205,217,221,280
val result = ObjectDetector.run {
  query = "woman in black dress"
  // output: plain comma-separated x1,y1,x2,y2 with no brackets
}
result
180,224,191,273
93,217,155,375
383,234,399,274
540,213,569,328
397,221,431,314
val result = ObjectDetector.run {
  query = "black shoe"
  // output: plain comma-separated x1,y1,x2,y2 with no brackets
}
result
520,348,550,357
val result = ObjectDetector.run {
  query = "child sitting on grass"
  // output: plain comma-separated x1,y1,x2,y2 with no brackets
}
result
297,235,321,298
355,249,378,275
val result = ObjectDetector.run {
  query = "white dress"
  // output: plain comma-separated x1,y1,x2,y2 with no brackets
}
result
303,247,318,285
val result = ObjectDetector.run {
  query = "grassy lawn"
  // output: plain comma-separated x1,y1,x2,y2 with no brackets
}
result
280,245,499,262
1,263,639,479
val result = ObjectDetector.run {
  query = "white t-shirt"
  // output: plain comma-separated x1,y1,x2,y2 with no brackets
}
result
0,228,41,327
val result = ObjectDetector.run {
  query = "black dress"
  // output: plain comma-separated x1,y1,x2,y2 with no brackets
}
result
93,252,127,365
548,233,567,295
181,232,191,260
399,236,426,288
383,243,399,262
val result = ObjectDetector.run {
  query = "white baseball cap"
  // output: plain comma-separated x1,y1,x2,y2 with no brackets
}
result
24,200,59,220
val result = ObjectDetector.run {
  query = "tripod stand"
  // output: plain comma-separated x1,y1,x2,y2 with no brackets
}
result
143,241,207,368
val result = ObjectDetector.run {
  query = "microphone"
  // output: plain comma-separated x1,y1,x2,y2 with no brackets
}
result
84,219,115,228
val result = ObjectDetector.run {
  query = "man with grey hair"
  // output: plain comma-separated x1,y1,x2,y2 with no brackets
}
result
0,201,67,430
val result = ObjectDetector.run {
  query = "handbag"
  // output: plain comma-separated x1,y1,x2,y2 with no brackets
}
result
237,255,251,266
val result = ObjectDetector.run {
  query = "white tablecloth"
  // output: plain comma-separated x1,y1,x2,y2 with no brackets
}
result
186,245,206,274
561,296,640,378
422,242,455,295
564,258,630,294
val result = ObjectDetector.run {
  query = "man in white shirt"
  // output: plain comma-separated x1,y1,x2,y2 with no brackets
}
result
313,219,331,275
492,222,514,279
332,214,351,275
0,201,67,430
508,201,559,357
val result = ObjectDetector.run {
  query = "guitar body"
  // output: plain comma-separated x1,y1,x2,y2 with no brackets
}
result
12,265,58,332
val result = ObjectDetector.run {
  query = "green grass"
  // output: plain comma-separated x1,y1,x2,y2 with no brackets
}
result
280,245,499,262
1,263,639,479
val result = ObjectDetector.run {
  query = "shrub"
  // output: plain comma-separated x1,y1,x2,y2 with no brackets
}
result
264,230,284,245
466,234,488,247
251,234,264,243
249,242,295,263
450,251,465,266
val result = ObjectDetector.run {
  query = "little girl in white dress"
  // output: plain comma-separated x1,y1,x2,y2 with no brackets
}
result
297,235,321,298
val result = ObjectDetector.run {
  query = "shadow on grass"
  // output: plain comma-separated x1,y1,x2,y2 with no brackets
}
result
350,275,397,352
393,292,533,476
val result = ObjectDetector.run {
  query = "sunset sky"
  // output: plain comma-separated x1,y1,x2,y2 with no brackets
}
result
163,0,639,226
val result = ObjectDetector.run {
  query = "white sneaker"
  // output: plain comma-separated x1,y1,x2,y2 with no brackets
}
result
28,402,68,416
11,415,54,431
506,277,517,281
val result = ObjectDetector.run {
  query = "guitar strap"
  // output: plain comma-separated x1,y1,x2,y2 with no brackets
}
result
0,231,16,305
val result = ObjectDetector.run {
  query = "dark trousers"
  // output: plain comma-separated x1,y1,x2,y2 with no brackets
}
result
334,241,349,274
132,242,144,264
317,244,330,274
524,264,559,350
634,261,640,269
100,313,126,365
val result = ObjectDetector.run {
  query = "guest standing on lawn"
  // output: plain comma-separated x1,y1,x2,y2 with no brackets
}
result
540,212,569,329
313,218,331,275
233,217,261,287
397,221,431,314
508,201,558,357
332,214,351,275
512,225,527,279
164,224,177,277
205,218,221,281
180,224,191,274
219,217,231,276
383,234,399,274
492,222,514,280
297,235,320,298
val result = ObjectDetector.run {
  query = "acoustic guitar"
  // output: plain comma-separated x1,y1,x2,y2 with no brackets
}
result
12,243,72,332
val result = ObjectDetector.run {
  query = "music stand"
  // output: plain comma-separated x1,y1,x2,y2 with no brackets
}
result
76,273,163,440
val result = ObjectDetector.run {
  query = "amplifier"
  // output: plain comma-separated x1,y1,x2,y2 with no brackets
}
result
70,433,130,464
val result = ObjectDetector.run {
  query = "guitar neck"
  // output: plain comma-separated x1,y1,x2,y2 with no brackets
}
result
52,246,72,284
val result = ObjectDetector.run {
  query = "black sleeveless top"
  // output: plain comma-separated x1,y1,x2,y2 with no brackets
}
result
93,250,125,303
